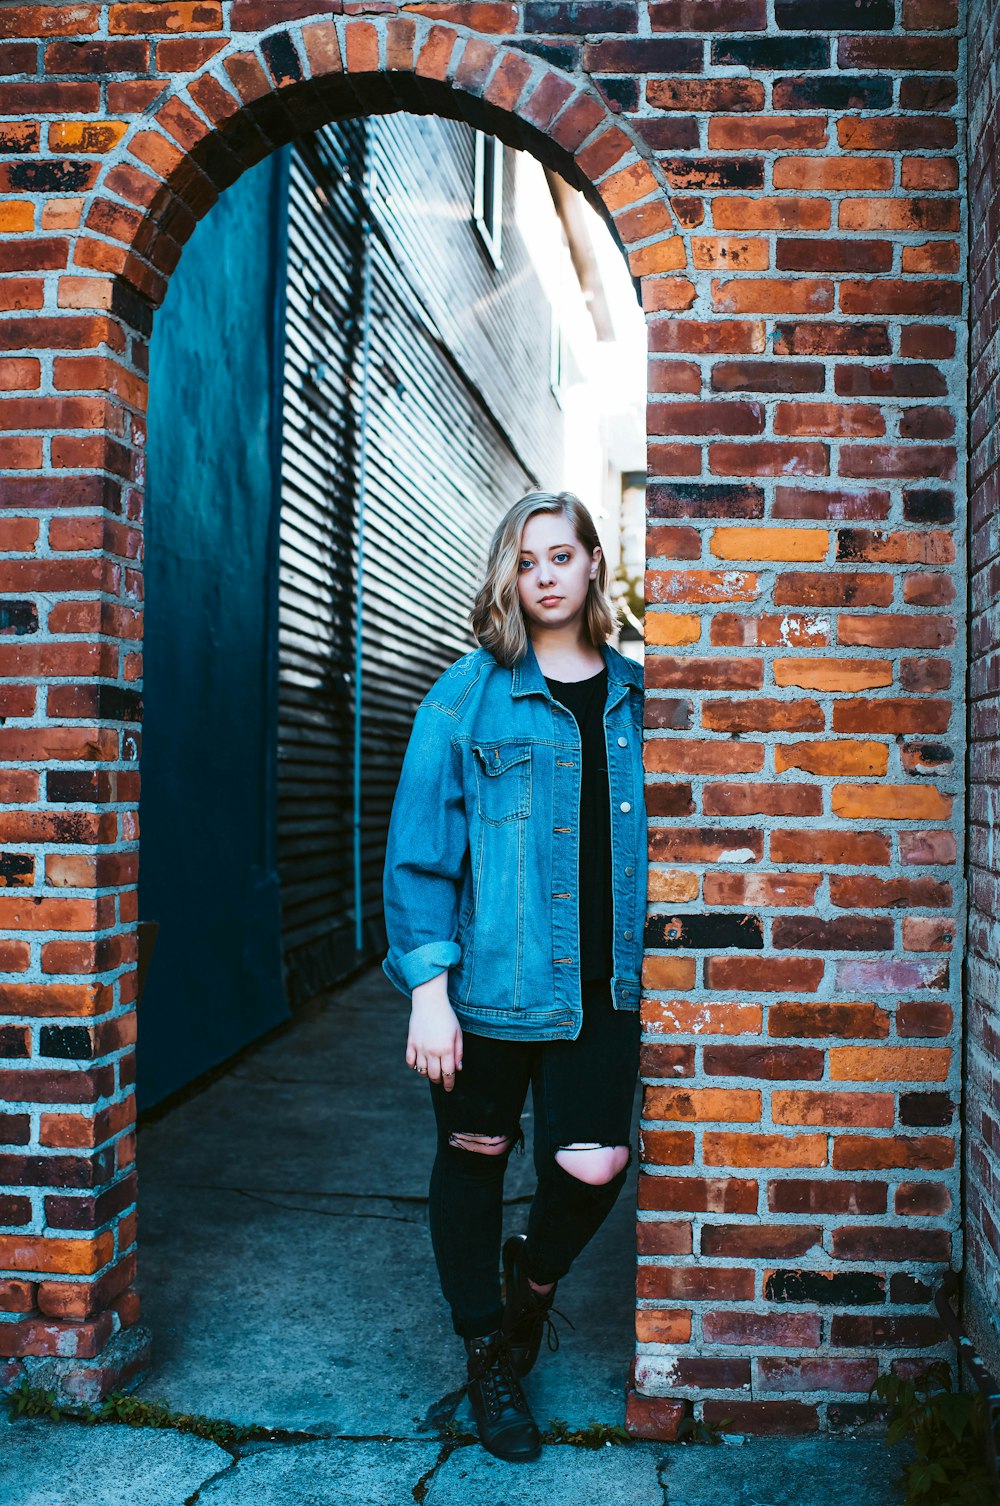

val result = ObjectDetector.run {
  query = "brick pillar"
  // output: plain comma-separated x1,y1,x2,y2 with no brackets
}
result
965,0,1000,1382
0,2,967,1429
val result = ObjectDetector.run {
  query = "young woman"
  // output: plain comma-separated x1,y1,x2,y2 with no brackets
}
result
381,490,646,1464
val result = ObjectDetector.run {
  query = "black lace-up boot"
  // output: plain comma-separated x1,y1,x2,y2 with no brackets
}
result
462,1327,541,1462
501,1233,575,1378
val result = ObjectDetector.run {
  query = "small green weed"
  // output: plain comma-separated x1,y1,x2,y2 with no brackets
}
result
675,1412,727,1445
870,1362,995,1506
3,1379,279,1449
541,1416,632,1448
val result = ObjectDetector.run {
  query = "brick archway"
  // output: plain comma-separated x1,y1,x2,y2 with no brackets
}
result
0,3,966,1439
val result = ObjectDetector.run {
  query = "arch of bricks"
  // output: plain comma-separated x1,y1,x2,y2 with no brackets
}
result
0,2,970,1437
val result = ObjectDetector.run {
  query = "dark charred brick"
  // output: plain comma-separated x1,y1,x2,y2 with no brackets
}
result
704,1045,824,1080
645,697,693,730
646,782,695,817
903,489,955,524
712,38,829,70
0,854,32,887
0,601,38,634
525,3,638,33
0,1027,28,1059
0,1114,31,1147
900,76,958,112
39,1026,94,1061
584,38,702,71
261,32,304,86
768,1179,887,1215
773,917,894,951
773,322,891,356
765,1269,886,1306
94,685,143,722
44,1171,137,1231
5,159,98,193
831,1315,946,1346
516,40,580,69
902,742,952,770
836,364,948,398
645,914,764,950
712,361,825,394
648,482,765,519
47,769,102,803
900,1092,954,1127
772,75,893,112
0,1193,31,1223
890,1274,934,1304
775,0,893,26
660,157,765,192
0,1148,116,1190
775,239,892,274
593,76,638,111
634,117,701,151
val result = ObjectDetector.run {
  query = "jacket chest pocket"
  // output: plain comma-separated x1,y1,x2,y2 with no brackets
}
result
471,742,532,825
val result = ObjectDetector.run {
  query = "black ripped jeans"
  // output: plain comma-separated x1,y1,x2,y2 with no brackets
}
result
426,976,641,1340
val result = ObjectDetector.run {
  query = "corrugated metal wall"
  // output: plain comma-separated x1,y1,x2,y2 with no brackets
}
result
277,115,566,1006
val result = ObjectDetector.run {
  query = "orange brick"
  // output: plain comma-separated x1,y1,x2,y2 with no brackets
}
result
644,1087,761,1123
830,1047,951,1082
692,237,770,271
710,527,829,562
641,999,763,1036
642,956,698,991
708,116,828,152
0,1232,114,1275
773,157,894,192
772,1091,894,1128
644,612,701,646
0,202,34,233
839,199,959,232
704,1133,827,1168
831,785,952,821
713,197,831,231
49,121,127,153
646,569,758,603
833,1136,954,1171
712,278,834,315
644,739,764,775
774,741,888,776
648,870,700,903
636,1309,693,1344
773,659,892,692
902,157,959,191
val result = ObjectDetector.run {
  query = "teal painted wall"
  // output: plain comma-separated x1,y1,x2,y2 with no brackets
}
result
138,151,290,1111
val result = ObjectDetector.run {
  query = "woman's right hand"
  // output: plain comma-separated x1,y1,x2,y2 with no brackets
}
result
406,975,463,1091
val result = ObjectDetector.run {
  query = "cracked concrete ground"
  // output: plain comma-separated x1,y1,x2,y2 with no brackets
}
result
2,966,905,1505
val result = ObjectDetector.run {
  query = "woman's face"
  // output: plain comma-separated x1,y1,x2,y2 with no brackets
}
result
516,509,601,635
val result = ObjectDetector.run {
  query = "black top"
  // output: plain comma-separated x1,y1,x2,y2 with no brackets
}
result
543,664,614,982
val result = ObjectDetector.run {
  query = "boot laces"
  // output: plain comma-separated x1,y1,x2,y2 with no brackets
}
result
471,1334,527,1420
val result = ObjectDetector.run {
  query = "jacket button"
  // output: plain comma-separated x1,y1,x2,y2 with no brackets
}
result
617,735,628,747
625,865,634,876
624,930,633,941
620,800,631,813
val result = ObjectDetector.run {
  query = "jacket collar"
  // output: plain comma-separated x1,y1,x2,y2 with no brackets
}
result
510,635,635,708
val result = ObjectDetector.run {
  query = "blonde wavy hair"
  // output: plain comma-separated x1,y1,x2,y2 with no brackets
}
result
470,490,618,667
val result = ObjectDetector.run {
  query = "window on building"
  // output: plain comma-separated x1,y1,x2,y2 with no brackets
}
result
472,131,503,268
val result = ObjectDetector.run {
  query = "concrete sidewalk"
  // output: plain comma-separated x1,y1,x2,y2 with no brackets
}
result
2,966,905,1505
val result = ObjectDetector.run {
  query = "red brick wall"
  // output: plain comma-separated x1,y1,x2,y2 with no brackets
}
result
966,0,1000,1382
0,2,968,1429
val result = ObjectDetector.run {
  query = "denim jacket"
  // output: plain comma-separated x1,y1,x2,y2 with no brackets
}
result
381,636,646,1041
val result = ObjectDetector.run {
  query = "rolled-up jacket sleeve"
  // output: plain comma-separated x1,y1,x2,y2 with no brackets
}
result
381,699,468,995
